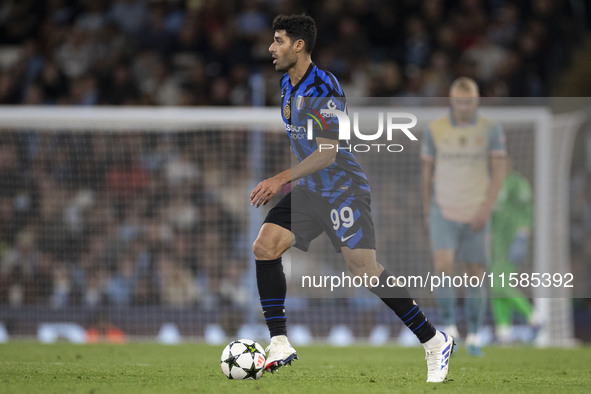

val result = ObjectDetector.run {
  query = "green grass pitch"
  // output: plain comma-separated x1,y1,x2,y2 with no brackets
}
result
1,342,590,393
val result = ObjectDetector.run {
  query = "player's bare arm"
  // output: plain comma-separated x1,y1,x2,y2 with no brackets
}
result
250,137,337,207
421,158,434,228
470,156,507,230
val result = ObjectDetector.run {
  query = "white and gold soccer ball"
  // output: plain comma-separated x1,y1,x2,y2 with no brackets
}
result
220,339,266,380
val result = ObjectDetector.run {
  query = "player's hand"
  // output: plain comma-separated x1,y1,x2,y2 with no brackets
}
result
470,207,490,231
250,177,283,208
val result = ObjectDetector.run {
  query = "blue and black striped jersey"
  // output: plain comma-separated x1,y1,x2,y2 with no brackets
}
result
280,63,370,202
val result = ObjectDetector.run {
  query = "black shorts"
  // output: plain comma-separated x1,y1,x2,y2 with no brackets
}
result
264,185,376,253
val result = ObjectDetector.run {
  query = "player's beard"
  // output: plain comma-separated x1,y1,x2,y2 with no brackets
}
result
275,55,297,73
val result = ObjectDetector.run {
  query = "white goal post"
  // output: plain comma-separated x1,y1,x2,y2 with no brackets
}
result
0,106,580,346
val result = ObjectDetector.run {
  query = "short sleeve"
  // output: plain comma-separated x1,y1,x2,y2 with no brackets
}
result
421,127,436,161
313,96,345,140
489,123,507,157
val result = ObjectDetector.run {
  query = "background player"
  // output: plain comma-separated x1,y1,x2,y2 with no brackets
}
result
421,77,507,356
491,156,540,344
251,14,454,382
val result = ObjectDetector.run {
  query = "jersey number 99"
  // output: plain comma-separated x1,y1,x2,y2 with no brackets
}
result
331,207,354,230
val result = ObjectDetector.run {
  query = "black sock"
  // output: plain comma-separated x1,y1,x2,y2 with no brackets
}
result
256,258,287,337
369,269,436,343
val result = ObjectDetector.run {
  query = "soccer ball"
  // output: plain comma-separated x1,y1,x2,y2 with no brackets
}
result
220,339,266,380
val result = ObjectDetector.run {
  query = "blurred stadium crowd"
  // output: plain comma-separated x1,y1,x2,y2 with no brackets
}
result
0,0,586,107
0,0,589,339
0,130,288,309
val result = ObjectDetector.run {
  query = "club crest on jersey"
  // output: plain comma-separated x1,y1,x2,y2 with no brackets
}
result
283,102,291,119
295,96,304,110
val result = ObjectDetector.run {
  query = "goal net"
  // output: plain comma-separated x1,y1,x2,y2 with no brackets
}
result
0,102,582,346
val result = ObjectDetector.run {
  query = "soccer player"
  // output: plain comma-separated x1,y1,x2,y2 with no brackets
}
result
491,157,539,344
251,14,454,383
421,77,507,356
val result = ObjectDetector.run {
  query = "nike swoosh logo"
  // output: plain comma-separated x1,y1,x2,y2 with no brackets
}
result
341,233,356,242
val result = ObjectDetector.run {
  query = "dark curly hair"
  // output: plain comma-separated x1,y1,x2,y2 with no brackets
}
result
272,14,317,54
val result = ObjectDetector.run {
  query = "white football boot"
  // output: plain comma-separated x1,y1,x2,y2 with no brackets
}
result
425,331,455,383
264,335,298,373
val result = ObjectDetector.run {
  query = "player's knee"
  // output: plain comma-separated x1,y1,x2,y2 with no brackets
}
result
252,237,281,260
348,266,366,278
434,260,453,274
346,257,372,277
346,258,363,272
433,253,454,274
